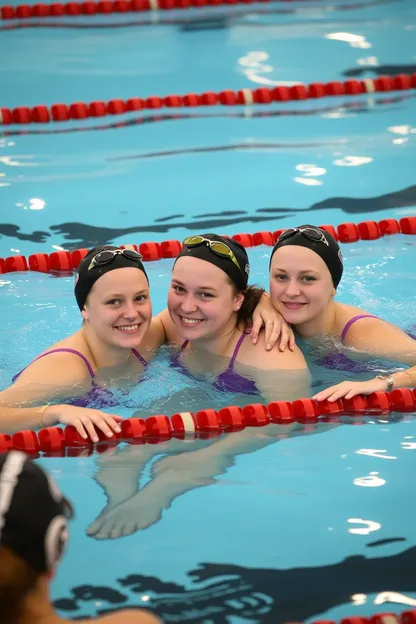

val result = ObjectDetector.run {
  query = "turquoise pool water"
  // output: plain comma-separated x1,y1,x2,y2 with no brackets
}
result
1,0,416,621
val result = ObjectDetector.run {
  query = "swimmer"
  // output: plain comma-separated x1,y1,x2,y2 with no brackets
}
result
268,225,416,401
1,245,287,439
166,234,310,401
0,451,160,624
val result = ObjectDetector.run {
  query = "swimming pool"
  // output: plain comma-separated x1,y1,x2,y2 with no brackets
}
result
1,0,416,621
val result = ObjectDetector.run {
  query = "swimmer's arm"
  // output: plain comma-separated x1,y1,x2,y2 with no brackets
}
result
155,308,183,346
314,319,416,401
0,405,55,433
344,317,416,387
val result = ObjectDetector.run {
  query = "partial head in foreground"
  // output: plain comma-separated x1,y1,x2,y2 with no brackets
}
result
0,452,73,624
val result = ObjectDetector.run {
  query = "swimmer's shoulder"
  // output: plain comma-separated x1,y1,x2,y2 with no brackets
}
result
72,610,161,624
332,303,371,336
14,332,94,387
237,330,308,371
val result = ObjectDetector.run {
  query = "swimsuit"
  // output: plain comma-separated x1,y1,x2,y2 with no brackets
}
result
172,332,258,395
12,347,147,408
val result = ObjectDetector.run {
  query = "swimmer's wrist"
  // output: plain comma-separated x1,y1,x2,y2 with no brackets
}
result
39,404,60,427
390,370,415,389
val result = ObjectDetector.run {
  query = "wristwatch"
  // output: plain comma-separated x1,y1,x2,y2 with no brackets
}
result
376,374,394,392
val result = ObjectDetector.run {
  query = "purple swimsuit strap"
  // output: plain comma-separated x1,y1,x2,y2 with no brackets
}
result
341,314,379,342
13,347,95,383
131,348,147,367
228,332,248,368
179,333,247,367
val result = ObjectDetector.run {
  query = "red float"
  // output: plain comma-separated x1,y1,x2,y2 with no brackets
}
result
121,418,147,443
402,611,416,624
5,256,29,272
267,401,295,424
0,108,13,125
107,99,126,115
69,103,88,119
366,391,391,413
89,101,107,117
232,233,254,248
292,399,319,422
218,90,237,105
200,92,218,106
12,430,40,453
145,415,172,439
183,93,200,107
341,396,369,413
29,253,50,273
160,240,182,258
337,222,360,243
400,217,416,235
65,426,92,447
51,104,70,122
308,83,326,98
374,76,394,91
31,105,50,123
164,95,183,107
324,81,345,96
357,221,381,240
139,242,161,261
71,248,89,269
218,406,246,431
0,434,13,453
38,427,66,452
242,403,269,426
389,388,416,412
317,399,343,415
195,409,222,432
290,85,308,100
49,251,73,272
378,218,400,236
126,97,144,111
344,80,364,95
252,231,275,246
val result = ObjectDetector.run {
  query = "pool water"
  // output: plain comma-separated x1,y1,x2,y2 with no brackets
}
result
1,0,416,621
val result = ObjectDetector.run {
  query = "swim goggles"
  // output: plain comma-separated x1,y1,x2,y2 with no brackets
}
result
183,235,243,273
88,248,143,271
278,226,329,246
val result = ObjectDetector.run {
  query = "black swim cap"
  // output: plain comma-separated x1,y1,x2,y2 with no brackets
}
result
74,245,149,311
0,452,74,573
270,225,343,287
175,234,250,292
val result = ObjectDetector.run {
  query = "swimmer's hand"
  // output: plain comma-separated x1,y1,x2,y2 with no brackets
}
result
251,292,295,352
44,404,123,443
313,378,390,402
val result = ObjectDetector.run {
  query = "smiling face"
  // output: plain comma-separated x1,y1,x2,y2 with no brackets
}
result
269,246,334,326
83,267,152,349
168,256,244,342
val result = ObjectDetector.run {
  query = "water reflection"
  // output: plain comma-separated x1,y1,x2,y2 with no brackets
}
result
348,518,381,535
354,472,386,487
